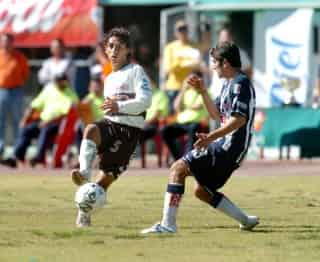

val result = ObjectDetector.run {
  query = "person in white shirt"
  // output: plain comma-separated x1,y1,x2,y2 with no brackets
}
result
38,39,75,86
71,27,152,227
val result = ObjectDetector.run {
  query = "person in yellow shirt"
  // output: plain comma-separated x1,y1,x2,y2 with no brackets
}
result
141,79,169,142
74,76,104,153
161,72,208,160
163,20,201,113
0,73,78,168
82,76,104,122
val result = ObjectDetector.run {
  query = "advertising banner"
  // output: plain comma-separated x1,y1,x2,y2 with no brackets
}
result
265,9,314,106
0,0,99,47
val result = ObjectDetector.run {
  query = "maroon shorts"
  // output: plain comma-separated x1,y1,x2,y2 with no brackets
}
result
95,119,142,177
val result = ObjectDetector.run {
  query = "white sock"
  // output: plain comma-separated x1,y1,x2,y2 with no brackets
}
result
161,191,183,229
216,196,249,225
78,139,97,181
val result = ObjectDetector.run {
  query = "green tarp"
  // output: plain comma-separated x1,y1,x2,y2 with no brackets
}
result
259,108,320,158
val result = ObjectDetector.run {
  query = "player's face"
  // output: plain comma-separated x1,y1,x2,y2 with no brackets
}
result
105,36,130,70
210,56,225,78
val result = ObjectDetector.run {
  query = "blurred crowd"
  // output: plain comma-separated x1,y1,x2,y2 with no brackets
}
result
0,19,256,168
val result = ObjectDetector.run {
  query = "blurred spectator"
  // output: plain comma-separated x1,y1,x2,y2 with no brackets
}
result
0,73,78,168
210,25,252,99
38,39,75,86
0,33,29,156
74,75,104,157
161,72,208,161
163,20,201,113
198,22,213,87
90,42,112,80
141,78,169,142
82,76,104,122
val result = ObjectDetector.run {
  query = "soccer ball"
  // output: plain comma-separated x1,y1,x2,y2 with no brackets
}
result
75,183,106,213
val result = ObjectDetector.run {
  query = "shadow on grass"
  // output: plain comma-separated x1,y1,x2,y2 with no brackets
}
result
250,224,320,234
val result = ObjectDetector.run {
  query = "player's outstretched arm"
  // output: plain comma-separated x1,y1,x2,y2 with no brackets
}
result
194,115,246,149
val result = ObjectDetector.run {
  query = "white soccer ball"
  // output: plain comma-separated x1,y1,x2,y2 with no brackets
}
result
75,183,106,213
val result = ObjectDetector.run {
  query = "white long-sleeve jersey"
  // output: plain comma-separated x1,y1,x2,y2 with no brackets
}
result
104,63,152,129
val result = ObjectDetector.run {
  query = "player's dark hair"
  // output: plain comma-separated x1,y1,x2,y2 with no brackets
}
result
103,27,131,49
210,41,241,68
103,27,131,61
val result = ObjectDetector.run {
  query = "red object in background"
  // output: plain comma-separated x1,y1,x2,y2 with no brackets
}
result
0,0,99,47
53,106,79,168
253,110,266,132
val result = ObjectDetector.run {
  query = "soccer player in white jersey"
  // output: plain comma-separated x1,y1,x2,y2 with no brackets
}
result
141,42,258,234
71,27,152,227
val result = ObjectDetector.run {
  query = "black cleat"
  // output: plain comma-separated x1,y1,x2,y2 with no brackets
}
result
0,158,17,168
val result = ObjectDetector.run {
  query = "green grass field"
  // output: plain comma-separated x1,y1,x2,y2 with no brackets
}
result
1,170,320,262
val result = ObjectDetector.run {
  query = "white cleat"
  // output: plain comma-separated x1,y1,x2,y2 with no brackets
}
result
140,222,176,234
71,169,89,186
239,216,259,231
76,210,91,228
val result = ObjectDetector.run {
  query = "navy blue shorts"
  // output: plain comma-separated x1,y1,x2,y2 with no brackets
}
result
182,143,239,194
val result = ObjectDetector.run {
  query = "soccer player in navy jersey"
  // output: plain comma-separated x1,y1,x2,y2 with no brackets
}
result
141,41,258,234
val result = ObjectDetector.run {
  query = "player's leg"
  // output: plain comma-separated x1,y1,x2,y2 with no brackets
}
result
75,120,141,227
141,159,191,234
71,123,101,185
193,183,259,230
76,170,116,228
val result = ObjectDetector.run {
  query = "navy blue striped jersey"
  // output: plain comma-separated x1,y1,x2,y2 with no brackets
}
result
209,72,256,164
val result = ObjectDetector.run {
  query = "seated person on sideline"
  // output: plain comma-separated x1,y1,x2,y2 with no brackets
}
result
161,72,208,161
141,42,258,234
0,73,78,168
141,78,169,142
81,75,105,123
75,75,104,152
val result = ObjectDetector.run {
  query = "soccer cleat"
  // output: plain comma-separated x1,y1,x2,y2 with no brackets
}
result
76,210,91,228
239,216,259,231
140,222,176,234
0,157,17,168
71,169,89,186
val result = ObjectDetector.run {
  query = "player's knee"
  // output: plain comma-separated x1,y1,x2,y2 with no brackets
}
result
169,159,189,182
83,124,100,140
193,185,205,200
193,184,210,202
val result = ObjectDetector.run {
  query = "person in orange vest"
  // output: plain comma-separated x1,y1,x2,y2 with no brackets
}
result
0,33,29,157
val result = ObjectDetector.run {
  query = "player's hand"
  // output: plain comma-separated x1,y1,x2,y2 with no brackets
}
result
101,97,119,114
186,74,206,94
193,132,212,149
